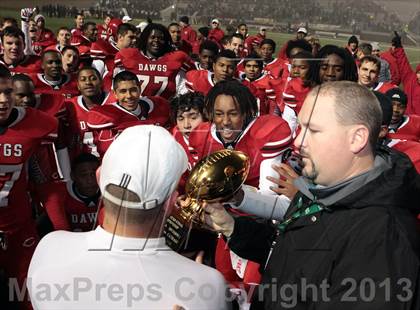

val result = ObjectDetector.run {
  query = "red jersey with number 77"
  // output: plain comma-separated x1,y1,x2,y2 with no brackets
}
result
114,48,193,99
0,107,58,232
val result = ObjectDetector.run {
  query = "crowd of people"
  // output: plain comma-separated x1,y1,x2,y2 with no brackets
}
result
0,6,419,310
38,0,417,34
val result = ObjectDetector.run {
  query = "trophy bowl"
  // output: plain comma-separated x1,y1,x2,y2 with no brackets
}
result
164,149,250,251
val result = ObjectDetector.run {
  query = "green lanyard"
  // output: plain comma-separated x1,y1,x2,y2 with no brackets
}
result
277,197,324,232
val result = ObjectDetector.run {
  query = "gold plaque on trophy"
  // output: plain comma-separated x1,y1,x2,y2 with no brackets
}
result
164,149,250,251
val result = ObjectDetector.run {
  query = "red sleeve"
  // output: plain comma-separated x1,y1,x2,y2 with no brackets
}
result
185,70,196,92
87,106,116,129
114,48,140,70
90,41,106,60
391,47,415,86
36,181,71,231
254,115,293,159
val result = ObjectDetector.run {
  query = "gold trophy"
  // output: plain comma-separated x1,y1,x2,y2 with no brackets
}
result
164,149,250,251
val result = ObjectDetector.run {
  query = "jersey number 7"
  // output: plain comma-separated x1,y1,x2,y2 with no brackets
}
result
0,164,23,207
137,75,168,96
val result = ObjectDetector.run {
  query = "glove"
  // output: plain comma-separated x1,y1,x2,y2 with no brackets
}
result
20,8,35,22
391,31,402,48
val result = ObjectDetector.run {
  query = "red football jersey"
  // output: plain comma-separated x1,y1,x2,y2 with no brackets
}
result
263,58,286,79
32,28,56,54
114,48,193,99
0,55,42,75
0,107,58,231
91,39,119,90
30,73,79,98
242,75,275,115
71,35,93,58
65,93,111,158
63,181,100,232
96,24,108,40
244,34,264,55
181,25,197,45
388,139,420,173
208,28,225,44
188,115,292,188
388,115,420,142
87,97,170,157
71,28,82,37
373,82,397,94
278,77,311,114
185,69,214,95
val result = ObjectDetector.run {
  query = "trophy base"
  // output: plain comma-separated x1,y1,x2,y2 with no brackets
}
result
163,213,194,252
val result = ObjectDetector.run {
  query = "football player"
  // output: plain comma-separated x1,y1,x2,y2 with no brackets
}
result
358,55,397,93
71,12,84,38
61,46,80,75
185,49,236,95
114,23,193,99
91,21,137,90
170,92,206,190
168,22,192,55
0,66,58,305
87,71,169,158
12,73,37,108
188,80,292,295
189,80,292,189
0,26,42,74
315,44,358,84
385,88,420,142
376,91,420,172
65,67,112,158
241,53,275,115
194,40,219,70
37,153,101,232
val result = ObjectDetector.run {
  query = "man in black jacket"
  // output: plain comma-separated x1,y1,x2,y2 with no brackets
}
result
202,81,420,309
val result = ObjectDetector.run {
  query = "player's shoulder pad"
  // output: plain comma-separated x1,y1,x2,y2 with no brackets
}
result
186,69,204,80
116,47,140,59
115,48,141,68
250,115,292,145
87,105,119,129
24,107,58,139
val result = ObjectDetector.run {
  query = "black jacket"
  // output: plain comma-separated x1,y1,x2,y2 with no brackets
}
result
228,147,420,309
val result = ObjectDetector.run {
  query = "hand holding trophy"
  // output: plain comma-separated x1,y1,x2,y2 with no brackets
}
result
164,149,250,251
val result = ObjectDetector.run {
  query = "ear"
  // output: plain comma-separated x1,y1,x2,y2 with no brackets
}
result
95,166,101,186
349,125,370,154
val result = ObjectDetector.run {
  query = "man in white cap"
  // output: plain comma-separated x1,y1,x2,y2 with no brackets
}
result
27,125,230,309
208,18,224,44
122,15,132,23
244,26,266,55
296,27,307,40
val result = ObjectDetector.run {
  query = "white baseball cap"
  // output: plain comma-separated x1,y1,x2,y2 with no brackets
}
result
122,15,132,23
211,19,220,24
136,21,148,32
99,125,188,210
297,27,307,34
371,42,381,51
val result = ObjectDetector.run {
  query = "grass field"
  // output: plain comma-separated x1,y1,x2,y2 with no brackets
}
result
1,7,419,69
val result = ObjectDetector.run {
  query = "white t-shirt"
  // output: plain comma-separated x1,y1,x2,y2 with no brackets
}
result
28,227,230,310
